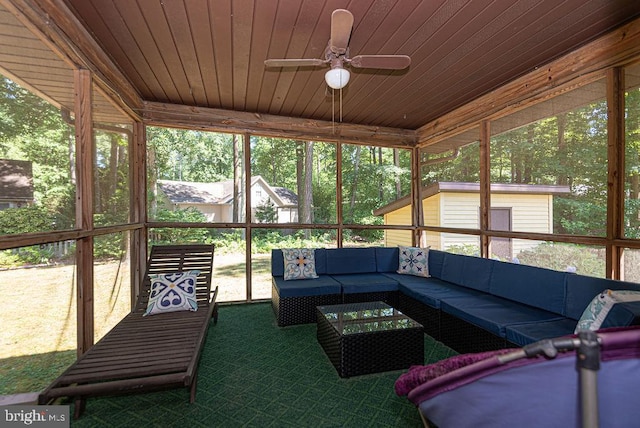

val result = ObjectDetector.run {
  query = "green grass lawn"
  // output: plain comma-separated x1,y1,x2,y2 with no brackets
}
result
0,252,272,395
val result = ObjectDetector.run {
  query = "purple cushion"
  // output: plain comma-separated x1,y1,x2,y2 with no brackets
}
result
395,349,513,396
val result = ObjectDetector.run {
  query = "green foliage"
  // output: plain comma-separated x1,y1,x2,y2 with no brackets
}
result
251,230,333,254
93,234,125,260
150,208,212,245
445,244,480,257
94,131,131,226
255,199,278,223
0,250,22,267
554,197,607,236
345,215,384,242
147,127,234,182
515,242,604,277
0,206,53,234
210,230,246,254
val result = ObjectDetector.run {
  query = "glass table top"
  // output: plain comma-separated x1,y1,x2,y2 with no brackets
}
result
317,301,422,335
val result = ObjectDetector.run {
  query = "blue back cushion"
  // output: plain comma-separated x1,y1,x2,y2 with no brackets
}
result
271,249,284,276
440,252,492,292
375,247,399,273
428,250,446,278
326,247,376,274
565,274,640,320
270,248,327,276
490,262,567,314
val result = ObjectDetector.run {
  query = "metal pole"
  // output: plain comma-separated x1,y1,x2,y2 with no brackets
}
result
577,330,600,428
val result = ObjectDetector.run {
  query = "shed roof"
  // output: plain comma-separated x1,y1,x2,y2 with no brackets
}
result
373,182,571,216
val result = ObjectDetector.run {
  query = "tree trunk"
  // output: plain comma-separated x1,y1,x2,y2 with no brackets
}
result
296,143,304,223
302,141,314,238
349,145,362,219
109,134,118,213
556,113,568,186
525,124,534,183
147,146,157,217
378,147,384,201
232,134,242,222
393,148,401,199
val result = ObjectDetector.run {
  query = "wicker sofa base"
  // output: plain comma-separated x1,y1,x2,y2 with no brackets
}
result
439,310,517,353
396,293,441,340
272,282,521,352
271,283,341,326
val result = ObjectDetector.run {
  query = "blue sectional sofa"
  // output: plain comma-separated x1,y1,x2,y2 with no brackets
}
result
271,247,640,353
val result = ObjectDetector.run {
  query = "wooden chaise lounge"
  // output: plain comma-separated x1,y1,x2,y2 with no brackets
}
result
38,244,218,418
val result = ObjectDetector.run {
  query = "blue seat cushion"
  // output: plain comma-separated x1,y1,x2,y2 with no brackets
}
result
504,318,578,346
506,302,640,347
383,273,484,309
375,247,399,273
326,248,377,274
489,261,567,314
272,275,341,298
330,273,399,294
440,295,564,337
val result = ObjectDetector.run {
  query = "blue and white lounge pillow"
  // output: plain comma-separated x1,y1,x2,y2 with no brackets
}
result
397,246,430,278
144,270,200,316
282,248,319,281
575,289,640,333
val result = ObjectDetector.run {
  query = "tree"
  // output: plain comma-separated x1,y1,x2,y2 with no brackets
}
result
0,77,75,231
255,199,277,223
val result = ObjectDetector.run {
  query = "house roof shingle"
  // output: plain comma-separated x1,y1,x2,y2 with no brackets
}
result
158,176,298,206
0,159,33,202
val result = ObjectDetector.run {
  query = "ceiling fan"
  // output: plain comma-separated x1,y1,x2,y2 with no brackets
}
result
264,9,411,90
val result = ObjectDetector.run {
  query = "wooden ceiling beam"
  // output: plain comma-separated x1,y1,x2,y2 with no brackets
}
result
141,101,417,148
416,16,640,148
0,0,144,120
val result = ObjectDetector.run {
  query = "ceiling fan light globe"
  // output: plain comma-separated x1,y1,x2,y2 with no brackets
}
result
325,68,350,89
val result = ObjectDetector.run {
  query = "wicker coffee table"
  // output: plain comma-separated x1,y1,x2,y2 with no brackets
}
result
316,301,424,377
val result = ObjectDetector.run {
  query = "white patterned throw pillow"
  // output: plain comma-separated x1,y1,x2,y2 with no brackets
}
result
282,248,319,281
575,289,640,333
397,246,430,277
144,270,200,316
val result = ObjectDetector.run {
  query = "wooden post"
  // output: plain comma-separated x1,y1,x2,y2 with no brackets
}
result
336,142,343,247
244,133,252,301
479,121,491,259
411,147,423,246
131,121,147,307
74,69,94,357
607,67,625,279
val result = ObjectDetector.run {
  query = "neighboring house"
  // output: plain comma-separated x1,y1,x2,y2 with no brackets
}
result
157,175,298,223
0,159,34,210
374,182,570,259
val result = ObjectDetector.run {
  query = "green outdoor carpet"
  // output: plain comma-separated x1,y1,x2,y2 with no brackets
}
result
70,302,457,428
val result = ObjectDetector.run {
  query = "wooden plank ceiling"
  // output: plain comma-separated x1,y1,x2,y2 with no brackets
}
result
2,0,640,146
0,4,127,124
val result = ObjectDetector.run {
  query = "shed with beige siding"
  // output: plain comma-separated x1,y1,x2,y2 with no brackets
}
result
374,182,570,259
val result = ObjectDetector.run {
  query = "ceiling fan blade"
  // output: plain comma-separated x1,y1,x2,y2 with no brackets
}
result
330,9,353,55
349,55,411,70
264,58,326,67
